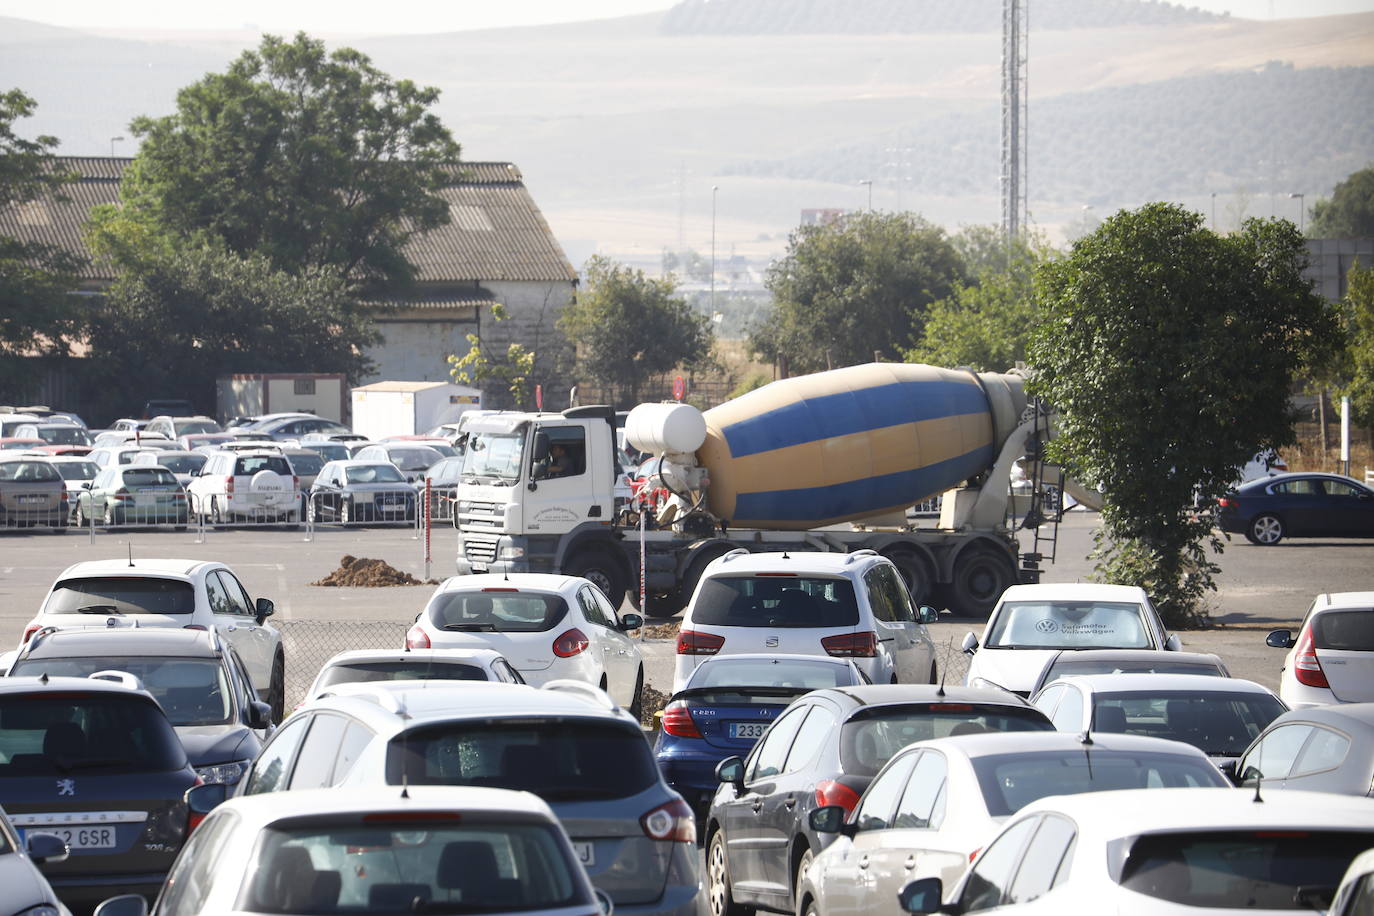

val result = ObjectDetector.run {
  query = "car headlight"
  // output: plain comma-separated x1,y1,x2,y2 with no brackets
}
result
195,760,249,785
16,907,61,916
499,546,525,559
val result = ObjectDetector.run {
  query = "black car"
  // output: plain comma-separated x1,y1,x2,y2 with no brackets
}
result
1218,472,1374,545
9,628,272,790
703,685,1054,916
0,676,198,911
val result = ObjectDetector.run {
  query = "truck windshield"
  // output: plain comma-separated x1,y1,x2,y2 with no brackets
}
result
463,432,526,483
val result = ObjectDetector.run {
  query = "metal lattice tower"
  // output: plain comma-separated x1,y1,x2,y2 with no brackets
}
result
1001,0,1028,238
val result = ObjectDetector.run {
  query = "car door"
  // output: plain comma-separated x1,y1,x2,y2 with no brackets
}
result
865,566,921,682
948,815,1041,913
219,569,276,690
1269,477,1330,536
757,701,840,901
205,570,266,692
240,713,313,795
1319,478,1374,536
525,423,601,532
837,750,922,916
1283,725,1354,793
1237,723,1313,785
589,585,639,703
723,703,810,902
860,750,963,902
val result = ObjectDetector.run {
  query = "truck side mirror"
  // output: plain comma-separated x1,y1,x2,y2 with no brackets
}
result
532,432,550,462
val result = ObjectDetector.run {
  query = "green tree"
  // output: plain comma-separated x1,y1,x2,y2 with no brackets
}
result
1344,262,1374,426
908,230,1054,371
0,89,84,392
116,32,461,289
751,212,964,374
1309,165,1374,238
448,304,537,409
559,255,714,406
81,246,375,420
1029,204,1341,627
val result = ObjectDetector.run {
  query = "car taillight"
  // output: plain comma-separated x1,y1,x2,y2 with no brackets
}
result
969,847,982,863
21,624,40,644
183,625,208,631
676,630,725,655
1217,497,1235,508
225,476,235,494
553,628,589,658
187,776,206,831
1293,626,1329,688
660,702,701,738
821,631,877,657
113,487,131,501
173,492,186,502
814,779,863,816
405,625,431,650
640,798,696,843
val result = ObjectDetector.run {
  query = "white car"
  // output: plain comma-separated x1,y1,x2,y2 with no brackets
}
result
186,448,300,523
1330,846,1374,916
1267,591,1374,708
674,550,938,692
20,558,286,720
303,647,526,701
142,415,222,440
128,448,208,487
897,788,1374,915
92,785,604,916
406,573,645,714
962,583,1180,696
799,731,1229,916
1029,673,1287,768
1026,648,1229,696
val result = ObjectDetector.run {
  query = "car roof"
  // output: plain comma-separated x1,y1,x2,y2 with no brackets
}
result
213,785,556,829
1314,592,1374,610
1056,673,1273,695
433,572,583,594
1268,702,1374,729
997,583,1148,603
20,627,220,659
913,729,1217,761
1020,787,1374,836
323,648,504,665
323,459,402,468
1241,471,1367,488
1044,649,1222,666
704,550,886,575
300,682,629,730
54,558,216,579
0,674,157,699
808,684,1038,709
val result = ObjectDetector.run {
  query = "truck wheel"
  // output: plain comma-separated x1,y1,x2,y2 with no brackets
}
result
881,546,934,606
566,548,629,608
946,547,1015,619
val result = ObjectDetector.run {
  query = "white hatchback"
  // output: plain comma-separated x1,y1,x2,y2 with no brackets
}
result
303,647,526,702
405,573,645,715
673,550,938,692
1267,592,1374,708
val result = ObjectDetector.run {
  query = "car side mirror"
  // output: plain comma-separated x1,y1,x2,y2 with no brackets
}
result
186,783,228,816
620,613,644,632
809,805,855,837
594,888,615,916
26,831,69,864
82,481,93,489
93,896,149,916
1164,633,1182,652
961,632,979,655
246,701,272,730
255,597,275,622
1265,629,1294,649
716,756,746,796
917,605,939,625
1216,760,1240,786
899,878,952,915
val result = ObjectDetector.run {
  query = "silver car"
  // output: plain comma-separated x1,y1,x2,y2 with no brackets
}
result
1231,702,1374,795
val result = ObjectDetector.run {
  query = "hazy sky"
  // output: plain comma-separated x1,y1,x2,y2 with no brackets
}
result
2,0,1372,34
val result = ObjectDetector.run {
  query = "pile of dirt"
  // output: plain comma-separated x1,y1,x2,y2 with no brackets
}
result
639,684,671,729
311,556,438,587
642,621,682,641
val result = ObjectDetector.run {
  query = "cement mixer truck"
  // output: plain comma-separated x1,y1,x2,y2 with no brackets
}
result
452,363,1068,618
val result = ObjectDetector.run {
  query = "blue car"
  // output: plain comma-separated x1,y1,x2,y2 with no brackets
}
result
653,654,869,817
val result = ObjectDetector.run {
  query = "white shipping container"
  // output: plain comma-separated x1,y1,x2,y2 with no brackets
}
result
350,381,482,441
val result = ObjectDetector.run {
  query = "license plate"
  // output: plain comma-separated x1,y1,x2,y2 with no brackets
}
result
572,841,595,866
18,495,46,504
22,825,117,850
729,722,768,739
134,494,156,507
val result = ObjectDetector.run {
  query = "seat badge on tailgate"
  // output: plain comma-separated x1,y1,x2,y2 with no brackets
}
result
765,636,779,648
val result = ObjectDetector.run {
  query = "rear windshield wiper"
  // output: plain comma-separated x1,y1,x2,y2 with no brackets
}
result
76,605,121,615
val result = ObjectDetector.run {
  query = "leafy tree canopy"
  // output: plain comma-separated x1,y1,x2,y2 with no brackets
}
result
1309,164,1374,238
1344,263,1374,426
751,211,964,374
560,255,715,407
449,304,537,410
1029,203,1342,627
118,32,461,290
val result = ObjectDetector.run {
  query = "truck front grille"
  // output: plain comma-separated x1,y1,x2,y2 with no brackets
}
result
464,537,498,565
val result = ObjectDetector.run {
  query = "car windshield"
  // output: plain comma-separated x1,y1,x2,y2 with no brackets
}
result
1042,658,1223,689
986,600,1152,649
55,461,98,481
1314,609,1374,651
691,576,860,628
388,719,659,802
122,468,178,487
688,658,856,691
0,692,186,775
1092,690,1285,757
0,461,61,483
971,750,1228,817
429,443,458,458
427,458,464,486
285,453,324,476
1117,830,1374,910
428,592,568,633
44,576,197,615
36,427,91,445
387,447,443,471
241,819,589,914
158,455,207,475
841,704,1053,778
174,420,221,435
318,661,488,690
462,432,526,482
10,657,232,727
344,465,406,484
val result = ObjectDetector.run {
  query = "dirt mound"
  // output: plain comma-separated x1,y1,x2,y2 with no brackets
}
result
639,684,671,729
312,555,438,587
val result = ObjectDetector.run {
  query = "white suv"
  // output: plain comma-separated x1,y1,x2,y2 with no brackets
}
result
187,449,300,523
673,549,938,692
20,558,286,720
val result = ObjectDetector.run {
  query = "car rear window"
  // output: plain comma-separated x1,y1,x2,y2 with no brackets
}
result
692,575,860,628
1043,658,1223,688
1116,830,1374,910
37,427,91,446
971,751,1228,817
55,461,99,481
840,704,1053,777
428,592,568,633
0,692,186,775
0,461,62,483
1313,609,1374,651
318,661,489,690
387,447,443,471
159,455,207,475
1092,690,1285,757
9,657,232,727
235,456,292,476
689,658,858,691
387,719,658,802
44,576,197,615
285,453,324,476
985,601,1151,649
240,818,589,914
345,465,405,484
122,467,178,486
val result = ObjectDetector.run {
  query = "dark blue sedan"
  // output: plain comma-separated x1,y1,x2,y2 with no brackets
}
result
1218,472,1374,545
653,654,868,818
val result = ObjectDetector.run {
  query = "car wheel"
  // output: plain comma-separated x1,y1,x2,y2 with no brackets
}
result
104,503,117,527
74,503,87,527
307,500,317,524
210,497,225,527
945,547,1016,619
795,849,814,914
268,653,285,724
565,547,629,608
707,831,750,916
804,898,821,916
628,666,644,722
1247,514,1284,546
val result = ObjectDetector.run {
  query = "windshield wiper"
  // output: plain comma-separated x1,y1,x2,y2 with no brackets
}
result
76,605,121,615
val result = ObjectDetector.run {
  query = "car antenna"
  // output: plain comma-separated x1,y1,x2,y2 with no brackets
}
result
1252,776,1263,804
40,672,48,685
937,638,951,697
127,542,135,567
1081,734,1094,780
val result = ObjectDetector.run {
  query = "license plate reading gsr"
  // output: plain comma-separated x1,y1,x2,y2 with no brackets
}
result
24,826,117,850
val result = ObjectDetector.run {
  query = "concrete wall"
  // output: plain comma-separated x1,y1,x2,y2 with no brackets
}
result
367,306,479,385
1305,238,1374,302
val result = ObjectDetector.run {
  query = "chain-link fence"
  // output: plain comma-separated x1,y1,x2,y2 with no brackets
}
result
275,619,411,709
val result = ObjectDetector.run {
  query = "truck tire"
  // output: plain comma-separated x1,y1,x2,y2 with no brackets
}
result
881,545,935,607
946,547,1015,619
566,547,629,608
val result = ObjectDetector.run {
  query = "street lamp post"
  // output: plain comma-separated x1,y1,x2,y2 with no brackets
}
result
858,179,872,211
710,185,719,316
1289,192,1305,233
110,136,125,158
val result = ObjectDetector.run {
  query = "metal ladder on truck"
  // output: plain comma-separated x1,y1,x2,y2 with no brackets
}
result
1011,399,1065,584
